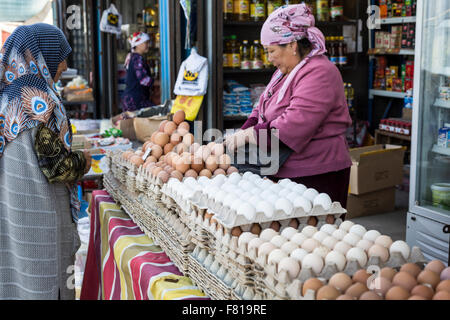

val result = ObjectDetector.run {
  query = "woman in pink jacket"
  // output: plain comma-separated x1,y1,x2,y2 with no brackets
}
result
225,4,352,208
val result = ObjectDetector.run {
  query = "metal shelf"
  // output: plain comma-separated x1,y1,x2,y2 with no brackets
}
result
375,129,411,142
368,48,415,56
379,16,417,24
434,99,450,109
369,89,407,99
432,145,450,156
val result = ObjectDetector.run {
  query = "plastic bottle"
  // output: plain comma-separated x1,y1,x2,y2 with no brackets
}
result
316,0,330,22
234,0,250,21
224,0,234,21
330,0,344,22
250,0,266,22
329,37,338,65
347,83,354,110
267,0,282,16
251,40,264,69
240,40,252,69
338,36,348,67
230,35,241,69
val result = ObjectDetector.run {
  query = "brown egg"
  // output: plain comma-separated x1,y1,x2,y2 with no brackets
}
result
150,145,163,159
411,285,434,300
170,170,183,181
288,218,299,229
329,273,353,293
177,122,190,135
211,143,224,156
142,141,152,151
227,166,239,175
213,168,226,176
184,169,198,178
173,110,186,125
345,283,369,299
359,291,382,300
130,155,144,166
156,161,165,168
408,295,427,300
417,270,441,289
385,286,410,300
151,167,163,177
368,276,392,297
307,216,318,226
154,132,170,147
250,223,262,235
122,151,133,159
336,295,355,300
270,221,281,232
164,165,174,173
183,133,194,146
432,291,450,300
302,278,324,296
171,155,180,169
353,269,371,285
163,121,177,135
150,131,159,144
163,143,174,155
425,260,446,275
190,157,204,173
207,141,216,150
189,143,201,154
231,226,242,237
380,267,397,281
199,169,212,178
205,155,219,172
400,263,422,278
218,154,231,170
392,271,418,292
325,215,335,224
175,159,190,174
196,146,211,162
177,143,190,155
159,120,169,132
170,133,182,146
145,155,157,164
157,170,170,183
436,280,450,293
316,285,340,300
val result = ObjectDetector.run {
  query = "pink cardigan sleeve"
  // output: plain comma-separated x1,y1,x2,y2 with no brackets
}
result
270,66,339,154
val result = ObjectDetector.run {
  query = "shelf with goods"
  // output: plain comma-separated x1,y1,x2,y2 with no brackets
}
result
367,0,417,134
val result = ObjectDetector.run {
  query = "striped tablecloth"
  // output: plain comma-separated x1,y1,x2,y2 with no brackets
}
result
80,190,208,300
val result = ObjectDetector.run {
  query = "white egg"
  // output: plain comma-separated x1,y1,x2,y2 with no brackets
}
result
270,235,288,248
231,198,243,212
223,193,238,209
238,179,253,190
302,188,319,202
239,191,253,201
222,183,236,194
198,176,210,186
249,195,262,207
349,224,367,238
278,179,292,187
321,236,339,250
268,184,282,195
267,194,279,205
256,201,275,218
214,190,228,204
260,189,273,199
356,239,374,253
368,244,389,262
250,187,262,196
242,171,254,180
313,193,333,211
257,242,278,257
278,257,301,278
268,249,288,265
334,241,352,255
237,202,256,220
339,220,355,232
248,237,265,252
281,241,299,255
248,174,262,184
290,184,307,195
278,188,292,198
211,174,226,186
325,250,347,271
301,238,321,253
346,247,368,267
375,235,393,249
275,198,294,215
290,248,309,263
293,196,312,213
286,192,299,203
291,233,307,246
281,227,298,240
363,230,382,242
238,232,258,248
301,226,318,238
312,231,329,243
343,233,361,247
332,229,347,241
389,240,410,260
320,224,338,235
301,253,324,274
227,172,241,185
259,228,279,242
313,246,330,259
183,177,197,187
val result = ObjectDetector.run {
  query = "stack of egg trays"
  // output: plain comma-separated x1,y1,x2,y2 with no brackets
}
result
135,165,150,194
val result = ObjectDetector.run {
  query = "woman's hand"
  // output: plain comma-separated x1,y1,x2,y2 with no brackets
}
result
224,127,257,152
83,150,92,174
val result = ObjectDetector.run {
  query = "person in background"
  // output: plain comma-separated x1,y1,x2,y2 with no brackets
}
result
0,23,91,300
225,4,352,209
121,32,154,112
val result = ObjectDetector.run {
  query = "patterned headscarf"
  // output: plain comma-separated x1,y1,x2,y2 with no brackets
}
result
0,23,72,156
260,4,326,103
124,32,150,69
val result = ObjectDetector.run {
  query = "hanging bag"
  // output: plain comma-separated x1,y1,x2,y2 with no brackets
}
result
173,48,209,96
100,4,122,36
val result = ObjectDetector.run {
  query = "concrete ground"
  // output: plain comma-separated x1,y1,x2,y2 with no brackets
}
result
350,189,410,241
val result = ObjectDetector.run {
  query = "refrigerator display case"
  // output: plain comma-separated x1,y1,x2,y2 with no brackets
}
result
407,0,450,264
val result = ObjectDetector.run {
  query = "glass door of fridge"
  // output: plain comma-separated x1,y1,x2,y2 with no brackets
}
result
410,0,450,218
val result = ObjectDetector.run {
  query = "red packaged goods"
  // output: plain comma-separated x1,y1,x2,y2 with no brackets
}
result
406,60,414,78
405,78,414,91
393,78,404,92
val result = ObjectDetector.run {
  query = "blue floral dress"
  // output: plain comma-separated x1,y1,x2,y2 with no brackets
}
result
121,53,154,111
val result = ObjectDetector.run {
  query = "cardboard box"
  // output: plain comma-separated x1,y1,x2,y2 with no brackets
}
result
133,115,167,143
346,187,396,219
402,108,413,120
119,118,137,141
349,144,406,195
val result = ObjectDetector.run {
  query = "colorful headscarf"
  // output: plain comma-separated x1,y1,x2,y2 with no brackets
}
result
0,23,72,156
124,32,150,69
260,4,327,103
